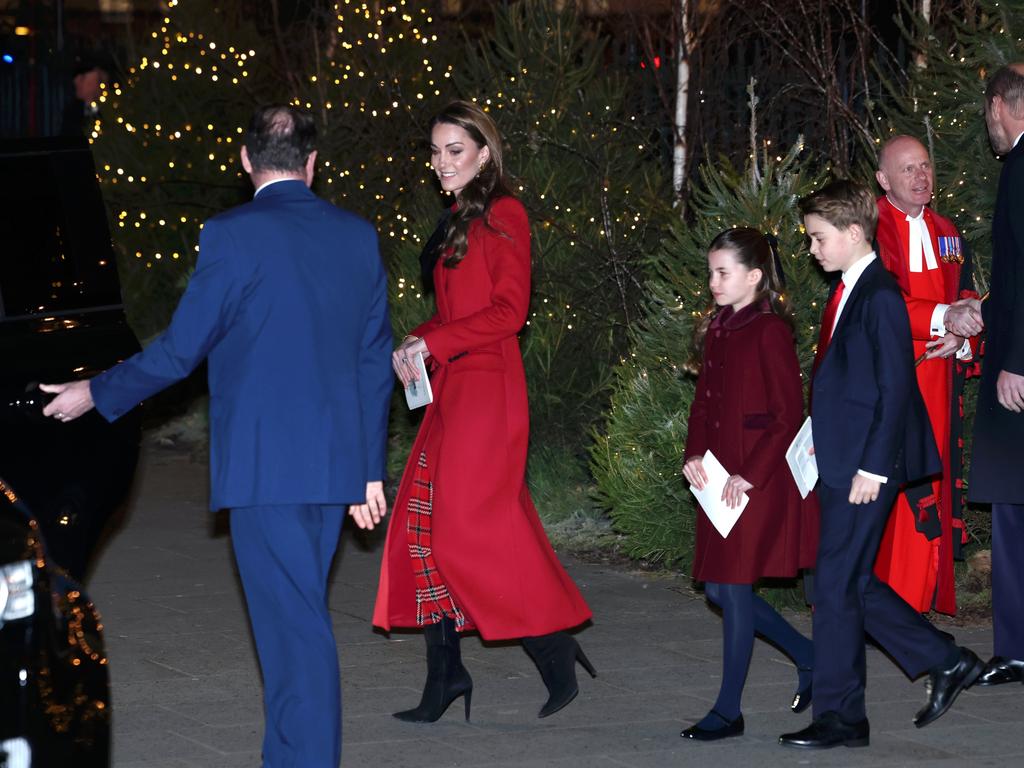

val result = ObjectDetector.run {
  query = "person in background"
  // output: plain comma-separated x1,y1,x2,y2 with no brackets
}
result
60,53,109,137
872,134,982,616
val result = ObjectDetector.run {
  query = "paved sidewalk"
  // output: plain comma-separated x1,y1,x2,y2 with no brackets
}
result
90,446,1023,767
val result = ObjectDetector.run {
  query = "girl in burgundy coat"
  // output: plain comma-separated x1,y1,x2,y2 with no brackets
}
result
680,228,819,741
375,101,593,723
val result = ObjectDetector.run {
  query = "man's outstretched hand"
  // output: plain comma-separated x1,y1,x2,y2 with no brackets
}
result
39,380,95,422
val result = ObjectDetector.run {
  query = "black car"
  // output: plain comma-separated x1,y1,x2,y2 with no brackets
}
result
0,475,110,767
0,137,141,581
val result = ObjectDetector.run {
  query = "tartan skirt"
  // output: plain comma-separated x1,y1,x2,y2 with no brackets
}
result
406,452,470,630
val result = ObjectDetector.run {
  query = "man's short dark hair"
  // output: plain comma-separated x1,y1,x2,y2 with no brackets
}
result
244,105,317,173
798,179,878,241
986,65,1024,114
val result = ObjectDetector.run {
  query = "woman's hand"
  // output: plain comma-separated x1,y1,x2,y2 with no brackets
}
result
722,474,753,509
682,456,708,490
392,336,431,387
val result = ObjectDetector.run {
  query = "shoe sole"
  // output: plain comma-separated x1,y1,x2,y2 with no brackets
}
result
780,737,869,749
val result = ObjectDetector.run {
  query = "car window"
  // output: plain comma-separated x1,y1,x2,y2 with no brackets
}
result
0,141,122,320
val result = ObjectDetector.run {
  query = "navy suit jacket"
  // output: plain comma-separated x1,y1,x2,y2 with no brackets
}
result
970,139,1024,503
811,257,940,489
91,180,393,510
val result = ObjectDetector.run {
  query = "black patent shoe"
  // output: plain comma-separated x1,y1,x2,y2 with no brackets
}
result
913,646,984,728
681,711,744,741
975,656,1024,687
779,711,869,749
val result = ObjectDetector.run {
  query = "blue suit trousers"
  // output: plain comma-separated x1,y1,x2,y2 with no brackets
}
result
813,483,952,722
230,505,344,768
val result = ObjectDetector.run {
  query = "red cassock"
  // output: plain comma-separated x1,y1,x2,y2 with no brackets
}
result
372,196,592,640
873,195,974,615
683,303,818,584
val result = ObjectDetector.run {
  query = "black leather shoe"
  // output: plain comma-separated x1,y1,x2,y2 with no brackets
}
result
681,711,744,741
975,656,1024,687
779,711,869,749
913,646,985,728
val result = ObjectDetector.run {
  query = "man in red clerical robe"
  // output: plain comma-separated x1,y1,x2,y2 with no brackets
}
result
873,135,982,615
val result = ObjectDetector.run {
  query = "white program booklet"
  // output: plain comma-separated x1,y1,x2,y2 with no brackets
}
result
786,416,818,499
688,450,749,539
403,352,433,410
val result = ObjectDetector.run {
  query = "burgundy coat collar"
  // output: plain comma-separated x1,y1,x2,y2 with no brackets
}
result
710,298,771,331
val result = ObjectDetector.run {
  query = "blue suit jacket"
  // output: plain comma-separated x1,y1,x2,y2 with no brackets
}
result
91,180,393,510
811,257,940,489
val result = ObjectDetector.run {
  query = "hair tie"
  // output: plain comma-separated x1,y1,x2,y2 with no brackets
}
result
764,232,786,288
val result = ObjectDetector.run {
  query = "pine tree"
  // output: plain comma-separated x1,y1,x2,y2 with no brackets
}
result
446,0,673,450
591,126,825,570
876,0,1024,290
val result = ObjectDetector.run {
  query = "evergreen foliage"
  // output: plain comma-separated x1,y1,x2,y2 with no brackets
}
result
876,0,1024,290
592,139,825,568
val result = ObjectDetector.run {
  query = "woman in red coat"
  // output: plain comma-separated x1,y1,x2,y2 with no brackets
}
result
373,101,593,723
680,228,819,741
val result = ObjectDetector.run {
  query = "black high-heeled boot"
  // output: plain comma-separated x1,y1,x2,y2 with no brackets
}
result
393,617,473,723
521,631,597,718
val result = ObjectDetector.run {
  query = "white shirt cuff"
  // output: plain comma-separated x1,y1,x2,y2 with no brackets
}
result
857,469,888,484
930,303,950,337
955,338,972,360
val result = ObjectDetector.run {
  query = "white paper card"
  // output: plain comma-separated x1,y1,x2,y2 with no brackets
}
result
786,416,818,499
689,450,749,539
403,352,433,410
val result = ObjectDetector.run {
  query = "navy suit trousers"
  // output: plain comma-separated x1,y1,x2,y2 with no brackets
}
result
992,503,1024,659
813,483,952,722
231,505,345,768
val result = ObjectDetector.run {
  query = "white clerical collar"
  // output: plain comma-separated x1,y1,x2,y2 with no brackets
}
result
253,177,298,198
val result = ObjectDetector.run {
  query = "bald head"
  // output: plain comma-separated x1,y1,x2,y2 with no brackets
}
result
985,63,1024,155
876,135,933,217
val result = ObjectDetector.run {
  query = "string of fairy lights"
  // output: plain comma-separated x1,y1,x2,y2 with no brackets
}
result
91,0,662,345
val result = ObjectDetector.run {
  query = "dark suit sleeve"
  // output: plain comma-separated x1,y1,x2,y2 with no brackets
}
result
1002,156,1024,375
739,321,803,488
358,230,394,482
859,288,915,476
91,220,244,420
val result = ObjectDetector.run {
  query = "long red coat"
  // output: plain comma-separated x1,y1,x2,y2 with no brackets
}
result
684,302,818,584
873,195,974,615
372,196,592,640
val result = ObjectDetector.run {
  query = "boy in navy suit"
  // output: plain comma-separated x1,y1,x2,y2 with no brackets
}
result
779,180,983,749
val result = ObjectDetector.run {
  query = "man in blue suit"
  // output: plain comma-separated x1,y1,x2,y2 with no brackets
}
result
779,180,983,750
40,105,393,767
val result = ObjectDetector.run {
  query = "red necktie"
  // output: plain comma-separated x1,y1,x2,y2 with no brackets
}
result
812,280,846,375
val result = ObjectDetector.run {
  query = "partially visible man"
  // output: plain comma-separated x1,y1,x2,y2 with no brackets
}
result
968,63,1024,687
60,54,109,137
40,105,394,766
872,135,981,615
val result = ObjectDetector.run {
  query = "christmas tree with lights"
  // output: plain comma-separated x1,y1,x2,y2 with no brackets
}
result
591,128,825,570
92,0,452,341
875,0,1024,292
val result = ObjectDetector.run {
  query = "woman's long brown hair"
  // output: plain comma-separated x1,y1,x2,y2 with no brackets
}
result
429,100,515,267
685,227,793,374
